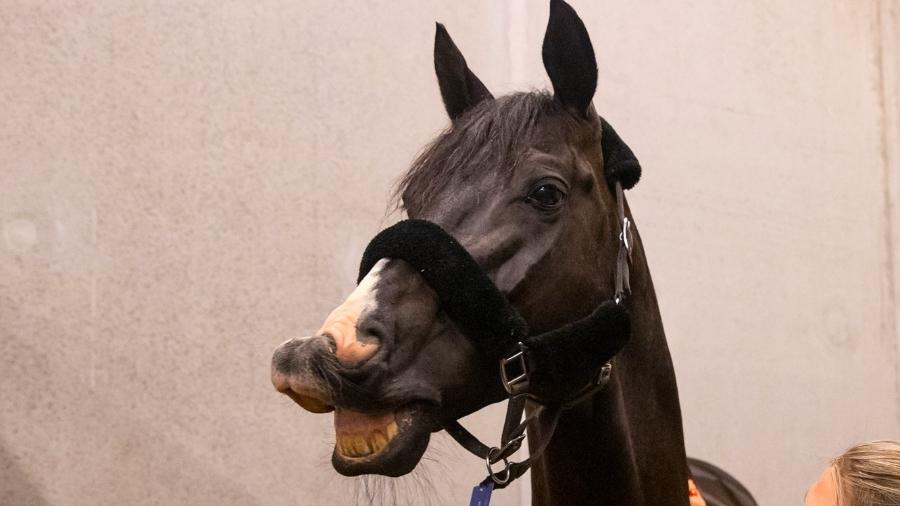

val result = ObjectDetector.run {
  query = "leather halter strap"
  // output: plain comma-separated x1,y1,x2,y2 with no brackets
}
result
614,181,633,303
443,362,614,488
443,400,561,488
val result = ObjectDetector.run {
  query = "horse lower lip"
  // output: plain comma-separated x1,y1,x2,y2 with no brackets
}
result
331,404,432,477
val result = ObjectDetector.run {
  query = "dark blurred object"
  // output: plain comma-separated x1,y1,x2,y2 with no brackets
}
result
689,457,759,506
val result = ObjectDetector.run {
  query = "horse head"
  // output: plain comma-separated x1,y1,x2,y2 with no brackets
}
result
271,0,639,478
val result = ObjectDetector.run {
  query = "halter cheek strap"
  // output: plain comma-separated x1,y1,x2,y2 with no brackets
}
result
615,181,633,303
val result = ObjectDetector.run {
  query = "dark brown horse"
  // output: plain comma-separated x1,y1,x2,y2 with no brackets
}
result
272,1,737,504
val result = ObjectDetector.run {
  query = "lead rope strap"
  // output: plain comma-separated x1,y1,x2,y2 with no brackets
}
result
468,404,563,505
444,396,529,462
614,181,633,304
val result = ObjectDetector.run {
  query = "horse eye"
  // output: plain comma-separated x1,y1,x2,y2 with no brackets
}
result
526,184,565,210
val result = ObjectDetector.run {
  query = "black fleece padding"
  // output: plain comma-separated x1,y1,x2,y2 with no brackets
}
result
359,220,632,402
600,117,641,190
523,301,629,401
359,219,529,359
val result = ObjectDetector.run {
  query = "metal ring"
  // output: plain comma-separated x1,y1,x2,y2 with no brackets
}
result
485,447,512,485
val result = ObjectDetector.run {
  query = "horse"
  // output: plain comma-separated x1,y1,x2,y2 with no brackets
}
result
271,1,751,504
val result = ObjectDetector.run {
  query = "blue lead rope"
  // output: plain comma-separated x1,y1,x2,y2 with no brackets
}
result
469,478,495,506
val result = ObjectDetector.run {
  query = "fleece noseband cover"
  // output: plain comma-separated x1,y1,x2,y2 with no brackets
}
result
358,219,630,402
359,219,528,359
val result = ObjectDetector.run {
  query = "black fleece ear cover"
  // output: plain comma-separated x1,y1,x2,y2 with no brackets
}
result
600,117,641,190
358,219,631,401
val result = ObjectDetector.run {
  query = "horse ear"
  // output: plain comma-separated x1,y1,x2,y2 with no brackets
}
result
434,22,493,121
600,117,641,189
542,0,597,117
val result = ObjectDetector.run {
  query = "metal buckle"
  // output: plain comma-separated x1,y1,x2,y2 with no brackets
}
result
597,362,612,386
499,343,529,395
561,362,614,410
619,216,632,253
495,433,526,461
485,447,512,485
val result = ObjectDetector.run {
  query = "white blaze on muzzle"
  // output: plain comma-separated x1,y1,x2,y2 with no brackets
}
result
318,258,389,367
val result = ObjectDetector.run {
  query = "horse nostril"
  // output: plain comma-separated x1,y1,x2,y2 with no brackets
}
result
360,322,386,346
328,316,385,368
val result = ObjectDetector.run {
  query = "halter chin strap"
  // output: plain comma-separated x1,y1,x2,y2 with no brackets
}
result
357,181,635,489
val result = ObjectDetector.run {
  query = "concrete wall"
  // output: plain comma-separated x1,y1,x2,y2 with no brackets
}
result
1,1,897,505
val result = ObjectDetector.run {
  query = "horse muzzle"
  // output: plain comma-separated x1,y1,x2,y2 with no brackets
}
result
271,336,336,413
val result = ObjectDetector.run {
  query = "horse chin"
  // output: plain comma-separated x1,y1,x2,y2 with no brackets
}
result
331,403,433,477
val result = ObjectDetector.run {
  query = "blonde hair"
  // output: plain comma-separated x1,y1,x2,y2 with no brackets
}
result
831,440,900,506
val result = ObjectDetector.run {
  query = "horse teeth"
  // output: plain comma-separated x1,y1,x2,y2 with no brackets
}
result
343,435,357,456
352,435,371,456
370,430,388,453
335,418,399,457
338,436,352,456
386,421,398,441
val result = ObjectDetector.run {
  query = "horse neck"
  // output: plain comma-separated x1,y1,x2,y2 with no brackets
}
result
528,212,690,506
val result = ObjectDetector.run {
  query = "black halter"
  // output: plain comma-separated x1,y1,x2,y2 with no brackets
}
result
458,181,635,490
357,117,640,490
357,183,633,488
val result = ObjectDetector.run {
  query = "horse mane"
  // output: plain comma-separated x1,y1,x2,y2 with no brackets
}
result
394,91,571,216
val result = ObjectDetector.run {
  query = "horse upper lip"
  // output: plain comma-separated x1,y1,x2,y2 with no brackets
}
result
271,337,442,415
272,370,335,413
275,370,438,416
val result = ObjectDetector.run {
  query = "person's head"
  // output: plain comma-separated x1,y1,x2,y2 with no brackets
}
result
804,440,900,506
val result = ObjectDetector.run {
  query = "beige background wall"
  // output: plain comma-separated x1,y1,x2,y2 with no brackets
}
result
1,1,897,505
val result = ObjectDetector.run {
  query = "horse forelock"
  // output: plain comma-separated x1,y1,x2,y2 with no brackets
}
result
395,91,582,216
